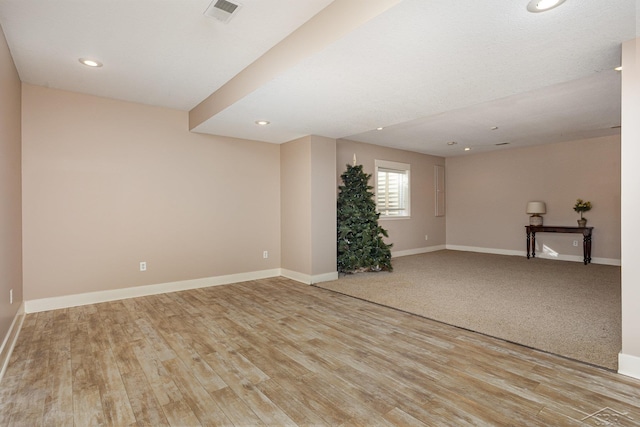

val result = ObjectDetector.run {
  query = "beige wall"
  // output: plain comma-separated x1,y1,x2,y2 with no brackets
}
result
281,135,337,279
621,37,640,372
310,136,337,276
0,26,22,340
446,136,621,262
337,139,446,254
281,136,312,275
338,136,620,262
21,84,281,300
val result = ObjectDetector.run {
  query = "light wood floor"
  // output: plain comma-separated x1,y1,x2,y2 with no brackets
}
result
1,277,639,426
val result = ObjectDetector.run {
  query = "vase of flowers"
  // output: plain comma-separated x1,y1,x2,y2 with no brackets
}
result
573,199,592,227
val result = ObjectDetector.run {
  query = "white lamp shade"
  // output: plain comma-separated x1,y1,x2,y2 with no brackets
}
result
526,201,546,215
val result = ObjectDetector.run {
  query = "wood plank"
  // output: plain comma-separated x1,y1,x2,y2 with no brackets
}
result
112,342,170,426
261,375,352,426
162,357,233,426
42,309,74,426
163,332,228,394
1,277,639,426
384,407,442,427
210,386,266,426
9,311,54,425
130,338,184,407
70,319,105,426
199,350,296,426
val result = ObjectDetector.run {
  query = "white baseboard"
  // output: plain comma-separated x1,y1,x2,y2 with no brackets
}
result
446,245,621,266
24,269,281,313
280,269,311,284
392,245,446,258
311,271,339,284
280,269,338,285
618,352,640,380
0,303,25,384
446,245,522,257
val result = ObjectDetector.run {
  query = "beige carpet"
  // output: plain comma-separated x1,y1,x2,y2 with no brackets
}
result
316,250,621,370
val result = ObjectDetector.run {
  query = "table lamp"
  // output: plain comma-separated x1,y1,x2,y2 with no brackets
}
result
526,201,546,226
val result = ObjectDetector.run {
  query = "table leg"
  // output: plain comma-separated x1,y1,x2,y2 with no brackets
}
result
526,231,531,259
583,235,592,264
531,232,536,258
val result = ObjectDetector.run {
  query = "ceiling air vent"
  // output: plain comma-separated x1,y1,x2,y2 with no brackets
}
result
204,0,242,23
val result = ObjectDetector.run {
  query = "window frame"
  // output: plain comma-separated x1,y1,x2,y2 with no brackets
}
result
375,159,411,220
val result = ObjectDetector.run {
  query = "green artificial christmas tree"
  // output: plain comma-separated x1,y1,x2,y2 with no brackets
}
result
337,163,393,273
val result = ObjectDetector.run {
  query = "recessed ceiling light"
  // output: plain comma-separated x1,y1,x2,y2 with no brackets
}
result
490,126,499,131
614,66,623,71
79,58,103,68
527,0,566,13
255,120,270,126
464,147,471,151
447,141,457,146
376,127,384,131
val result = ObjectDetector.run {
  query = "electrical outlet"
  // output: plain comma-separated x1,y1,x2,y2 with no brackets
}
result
425,234,429,241
572,240,579,247
263,251,268,259
9,289,13,305
140,261,147,271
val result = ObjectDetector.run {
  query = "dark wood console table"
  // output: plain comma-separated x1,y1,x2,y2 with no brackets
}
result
525,225,593,265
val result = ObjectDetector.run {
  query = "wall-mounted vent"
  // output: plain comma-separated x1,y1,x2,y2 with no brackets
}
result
204,0,242,23
494,142,510,146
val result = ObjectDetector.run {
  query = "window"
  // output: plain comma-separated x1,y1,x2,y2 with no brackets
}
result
375,160,410,218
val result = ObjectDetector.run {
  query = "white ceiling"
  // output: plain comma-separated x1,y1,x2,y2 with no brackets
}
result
0,0,637,157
